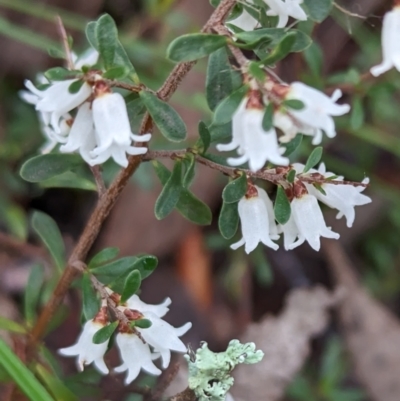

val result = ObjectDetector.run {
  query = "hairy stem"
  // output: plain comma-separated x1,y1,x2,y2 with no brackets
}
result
28,0,237,350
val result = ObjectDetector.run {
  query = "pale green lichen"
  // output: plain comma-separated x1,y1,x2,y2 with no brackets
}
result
185,340,264,401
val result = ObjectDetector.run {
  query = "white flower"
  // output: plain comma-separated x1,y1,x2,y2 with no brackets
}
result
58,319,109,374
283,83,350,145
303,163,371,228
371,7,400,77
73,48,99,70
90,92,151,167
60,102,97,164
231,185,279,253
216,98,289,171
115,332,162,385
264,0,307,28
41,116,71,154
126,295,171,318
228,9,259,31
34,79,92,131
137,312,192,369
280,193,339,251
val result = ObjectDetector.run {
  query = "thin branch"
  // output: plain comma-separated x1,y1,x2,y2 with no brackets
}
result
333,2,367,20
106,80,144,93
144,150,369,187
0,232,48,261
56,15,74,70
89,165,107,198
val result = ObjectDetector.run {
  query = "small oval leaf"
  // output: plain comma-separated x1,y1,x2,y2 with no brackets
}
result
303,146,323,173
121,270,142,303
95,14,118,69
89,247,119,268
92,321,118,344
274,186,291,225
222,174,247,203
82,274,99,321
213,85,248,126
167,33,228,62
133,319,152,329
219,201,239,239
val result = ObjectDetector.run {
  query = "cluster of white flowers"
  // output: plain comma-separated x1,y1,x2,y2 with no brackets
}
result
229,0,307,31
20,49,150,167
59,294,191,385
217,83,350,172
232,163,371,253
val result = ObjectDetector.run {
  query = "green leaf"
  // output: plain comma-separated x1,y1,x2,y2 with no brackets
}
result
198,121,211,153
133,319,152,329
140,91,187,142
303,42,323,76
248,61,265,81
0,316,26,334
303,0,333,22
167,33,228,62
48,47,65,59
85,21,98,50
283,134,303,156
39,170,97,191
102,65,129,80
152,161,212,225
303,146,323,173
183,155,196,188
90,256,138,282
213,85,248,126
282,99,305,110
262,103,274,131
260,32,297,65
35,364,78,401
92,321,118,344
219,201,239,239
287,169,296,183
350,96,365,130
24,264,44,326
31,211,65,272
154,161,183,219
274,186,291,225
95,14,118,69
89,247,119,268
313,183,327,196
206,47,235,111
0,338,55,401
20,154,84,183
222,174,247,203
131,255,158,279
82,274,99,321
121,270,142,303
44,67,78,81
68,79,84,94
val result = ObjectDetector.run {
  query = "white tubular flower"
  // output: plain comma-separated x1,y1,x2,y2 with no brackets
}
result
231,185,279,253
34,79,92,131
264,0,307,28
137,312,192,369
371,7,400,77
126,295,171,318
41,116,71,154
304,163,372,228
229,9,259,31
60,102,97,164
115,333,162,385
73,48,99,70
216,98,289,171
58,319,109,375
281,194,339,251
285,82,350,145
90,90,151,167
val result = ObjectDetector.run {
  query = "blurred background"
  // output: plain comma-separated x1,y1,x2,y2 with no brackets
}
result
1,0,400,400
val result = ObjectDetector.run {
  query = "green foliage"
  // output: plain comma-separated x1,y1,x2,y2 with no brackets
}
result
303,0,333,22
155,160,183,219
31,211,65,272
89,247,119,268
68,79,84,94
140,91,187,142
0,338,55,401
260,32,297,65
20,154,84,183
152,161,212,225
121,270,142,303
213,85,248,126
282,99,305,110
262,103,274,131
167,33,228,62
44,67,79,81
24,264,44,326
222,174,247,203
82,274,99,321
133,319,152,329
219,201,239,239
0,316,26,333
95,14,118,69
304,146,323,173
92,321,118,344
283,134,303,156
198,121,211,153
206,47,239,111
274,186,291,225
